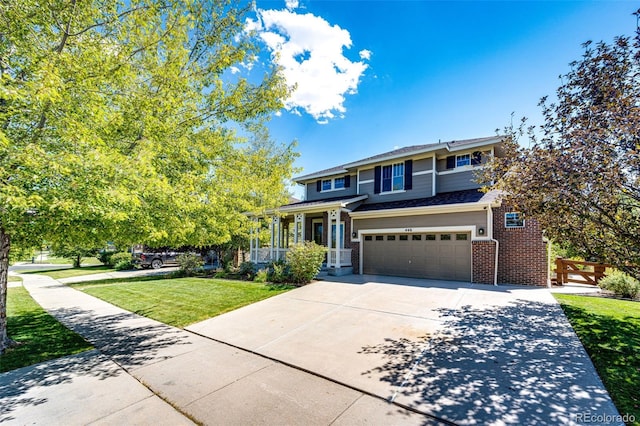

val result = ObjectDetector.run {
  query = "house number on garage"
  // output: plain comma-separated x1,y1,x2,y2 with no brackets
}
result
404,228,412,232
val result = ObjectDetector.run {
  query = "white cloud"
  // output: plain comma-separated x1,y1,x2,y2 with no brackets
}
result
247,9,369,123
285,0,299,10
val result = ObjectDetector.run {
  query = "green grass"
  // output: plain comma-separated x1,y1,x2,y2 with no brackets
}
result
1,287,93,373
20,256,102,265
19,265,116,280
8,276,22,283
71,277,293,327
555,294,639,423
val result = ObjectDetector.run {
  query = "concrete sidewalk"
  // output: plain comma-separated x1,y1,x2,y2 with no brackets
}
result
2,273,433,425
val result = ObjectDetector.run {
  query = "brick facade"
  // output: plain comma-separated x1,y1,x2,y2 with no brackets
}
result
472,240,496,284
493,205,548,286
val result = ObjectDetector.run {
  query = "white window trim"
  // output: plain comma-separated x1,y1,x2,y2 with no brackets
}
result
380,162,405,194
505,212,525,228
320,176,347,193
456,153,471,167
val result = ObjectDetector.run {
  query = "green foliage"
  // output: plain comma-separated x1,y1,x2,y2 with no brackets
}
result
286,242,328,284
238,261,257,280
254,268,269,283
554,294,640,420
50,245,99,268
481,27,640,281
176,253,204,277
268,260,291,284
599,271,640,300
110,252,133,271
97,250,117,266
0,0,299,351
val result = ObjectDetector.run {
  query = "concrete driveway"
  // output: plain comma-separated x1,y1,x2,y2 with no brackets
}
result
187,275,620,425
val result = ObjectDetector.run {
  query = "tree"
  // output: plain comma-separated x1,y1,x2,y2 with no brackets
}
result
0,0,297,353
49,244,99,268
481,13,640,281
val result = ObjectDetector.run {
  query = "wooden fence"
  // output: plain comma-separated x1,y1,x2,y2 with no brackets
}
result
554,257,609,286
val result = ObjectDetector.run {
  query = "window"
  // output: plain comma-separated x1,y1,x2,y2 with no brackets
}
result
387,235,396,241
331,223,345,248
505,212,525,228
425,234,436,240
365,235,372,241
375,235,384,241
412,235,422,241
382,163,404,192
322,179,332,191
440,234,451,240
399,235,408,241
456,234,468,241
456,154,471,167
334,177,345,189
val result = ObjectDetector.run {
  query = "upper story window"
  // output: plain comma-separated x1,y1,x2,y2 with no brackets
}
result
505,212,525,228
456,154,471,167
374,160,413,194
317,176,350,192
382,163,404,192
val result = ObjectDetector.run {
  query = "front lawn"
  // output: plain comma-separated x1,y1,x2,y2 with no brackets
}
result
70,277,293,327
8,275,21,283
554,294,639,423
19,265,116,280
1,287,93,373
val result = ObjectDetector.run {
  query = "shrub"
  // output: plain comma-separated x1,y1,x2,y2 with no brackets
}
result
599,271,640,299
268,260,291,283
97,250,116,266
286,241,327,285
238,262,257,280
110,252,134,270
254,268,268,283
176,252,204,276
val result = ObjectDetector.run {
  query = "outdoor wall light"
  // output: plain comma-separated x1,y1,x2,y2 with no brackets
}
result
352,232,357,238
478,227,485,236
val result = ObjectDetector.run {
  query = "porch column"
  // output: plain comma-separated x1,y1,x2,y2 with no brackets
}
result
253,217,261,263
273,216,281,261
328,209,339,267
269,216,275,261
294,213,305,244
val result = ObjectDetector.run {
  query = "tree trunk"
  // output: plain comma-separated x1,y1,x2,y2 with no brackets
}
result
0,227,15,354
74,255,81,268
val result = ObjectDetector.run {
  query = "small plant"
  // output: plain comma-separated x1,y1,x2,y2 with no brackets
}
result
97,250,116,266
286,241,327,285
238,261,257,280
599,270,640,299
176,252,204,276
268,260,291,283
110,252,134,270
254,268,268,283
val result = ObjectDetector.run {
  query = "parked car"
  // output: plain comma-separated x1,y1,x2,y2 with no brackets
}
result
133,251,180,269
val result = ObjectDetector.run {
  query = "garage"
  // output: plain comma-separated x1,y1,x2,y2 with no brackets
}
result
362,232,471,281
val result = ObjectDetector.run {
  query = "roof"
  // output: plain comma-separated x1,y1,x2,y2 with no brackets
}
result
294,136,503,182
353,189,501,212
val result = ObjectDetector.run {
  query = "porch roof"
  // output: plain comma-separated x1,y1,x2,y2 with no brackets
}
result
276,194,368,214
352,189,502,213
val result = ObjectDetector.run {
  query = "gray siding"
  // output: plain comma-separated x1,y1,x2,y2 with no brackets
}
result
305,175,357,201
414,157,433,172
436,170,481,193
360,172,433,204
353,210,487,232
359,168,374,181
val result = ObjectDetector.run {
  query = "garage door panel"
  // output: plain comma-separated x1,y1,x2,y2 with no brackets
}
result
363,232,471,281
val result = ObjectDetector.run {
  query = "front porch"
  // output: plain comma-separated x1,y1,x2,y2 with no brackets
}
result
248,204,360,271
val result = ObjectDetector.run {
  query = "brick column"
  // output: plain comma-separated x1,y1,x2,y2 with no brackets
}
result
473,240,496,284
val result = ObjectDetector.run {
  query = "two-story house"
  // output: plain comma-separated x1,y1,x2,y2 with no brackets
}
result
248,136,548,286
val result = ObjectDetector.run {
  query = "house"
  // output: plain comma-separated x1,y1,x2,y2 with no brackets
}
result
247,136,548,286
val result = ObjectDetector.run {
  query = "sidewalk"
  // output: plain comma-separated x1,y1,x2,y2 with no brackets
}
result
2,273,433,425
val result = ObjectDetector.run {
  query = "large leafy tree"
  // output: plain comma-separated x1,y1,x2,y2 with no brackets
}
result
482,15,640,281
0,0,297,353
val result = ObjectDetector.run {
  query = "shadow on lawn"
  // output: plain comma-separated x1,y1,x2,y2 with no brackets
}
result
360,300,621,425
0,307,194,422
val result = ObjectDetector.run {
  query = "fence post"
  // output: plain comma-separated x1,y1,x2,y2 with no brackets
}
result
594,264,606,284
555,257,564,285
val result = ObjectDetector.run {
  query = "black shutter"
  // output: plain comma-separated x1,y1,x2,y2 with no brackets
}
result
446,156,455,169
404,160,413,190
374,166,381,194
316,180,321,192
471,151,482,166
344,175,351,188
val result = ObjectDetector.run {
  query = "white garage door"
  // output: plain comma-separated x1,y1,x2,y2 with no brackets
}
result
363,232,471,281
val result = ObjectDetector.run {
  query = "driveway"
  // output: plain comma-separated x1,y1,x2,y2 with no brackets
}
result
187,275,620,425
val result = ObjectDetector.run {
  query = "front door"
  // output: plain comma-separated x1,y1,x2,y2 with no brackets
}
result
312,220,323,245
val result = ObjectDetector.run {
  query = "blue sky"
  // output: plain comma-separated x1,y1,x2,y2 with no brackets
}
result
244,1,637,197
